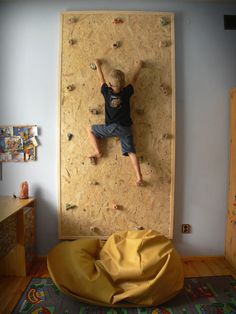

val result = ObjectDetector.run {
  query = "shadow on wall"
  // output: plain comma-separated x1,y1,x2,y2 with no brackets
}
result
33,186,59,256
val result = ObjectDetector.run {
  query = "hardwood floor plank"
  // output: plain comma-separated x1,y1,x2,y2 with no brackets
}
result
206,259,231,276
182,260,199,277
187,260,211,277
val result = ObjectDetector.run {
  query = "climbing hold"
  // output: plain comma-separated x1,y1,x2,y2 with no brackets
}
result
12,194,17,199
67,17,77,24
160,16,169,26
113,204,122,210
67,84,75,92
138,156,145,163
90,63,97,70
67,133,73,141
89,156,97,165
160,84,170,96
90,226,97,232
159,40,169,48
112,41,121,49
89,180,98,185
137,180,146,187
134,226,144,230
68,39,76,46
135,108,144,115
162,133,172,140
65,203,76,210
89,108,99,115
112,18,124,24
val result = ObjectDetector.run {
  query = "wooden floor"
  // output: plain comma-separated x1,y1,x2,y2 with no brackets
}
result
0,256,235,314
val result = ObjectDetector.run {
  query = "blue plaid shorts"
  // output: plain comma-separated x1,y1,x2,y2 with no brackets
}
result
91,123,136,156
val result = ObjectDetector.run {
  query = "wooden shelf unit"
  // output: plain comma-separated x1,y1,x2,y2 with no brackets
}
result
0,197,36,276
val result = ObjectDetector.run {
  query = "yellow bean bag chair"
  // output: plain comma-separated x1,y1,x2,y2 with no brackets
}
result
47,230,183,307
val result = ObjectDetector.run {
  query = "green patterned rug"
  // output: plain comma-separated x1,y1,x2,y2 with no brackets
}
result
12,276,236,313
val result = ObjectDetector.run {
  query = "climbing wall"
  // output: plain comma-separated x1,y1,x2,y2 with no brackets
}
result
58,11,175,239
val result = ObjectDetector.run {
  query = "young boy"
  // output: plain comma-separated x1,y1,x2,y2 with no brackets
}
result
87,59,144,186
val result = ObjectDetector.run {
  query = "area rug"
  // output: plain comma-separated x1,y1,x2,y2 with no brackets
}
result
12,276,236,314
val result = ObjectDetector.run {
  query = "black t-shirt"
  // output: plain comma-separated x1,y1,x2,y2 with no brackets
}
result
101,83,134,126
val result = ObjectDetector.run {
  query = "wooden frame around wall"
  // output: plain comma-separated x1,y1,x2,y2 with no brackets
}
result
57,11,176,240
225,87,236,270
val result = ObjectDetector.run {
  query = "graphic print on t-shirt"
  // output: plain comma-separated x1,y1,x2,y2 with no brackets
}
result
110,95,122,109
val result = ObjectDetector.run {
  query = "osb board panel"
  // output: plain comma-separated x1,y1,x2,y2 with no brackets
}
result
58,11,175,239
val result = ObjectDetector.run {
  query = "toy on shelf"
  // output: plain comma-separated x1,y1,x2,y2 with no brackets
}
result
19,181,29,199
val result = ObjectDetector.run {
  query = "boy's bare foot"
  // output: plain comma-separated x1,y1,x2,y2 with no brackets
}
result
89,153,102,165
89,156,97,165
136,179,146,187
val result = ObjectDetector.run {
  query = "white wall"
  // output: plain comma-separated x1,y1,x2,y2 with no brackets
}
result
0,0,236,256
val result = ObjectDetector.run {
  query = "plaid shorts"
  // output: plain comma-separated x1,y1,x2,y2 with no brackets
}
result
91,123,136,156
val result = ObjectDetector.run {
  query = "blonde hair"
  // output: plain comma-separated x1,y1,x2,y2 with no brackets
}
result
108,69,125,89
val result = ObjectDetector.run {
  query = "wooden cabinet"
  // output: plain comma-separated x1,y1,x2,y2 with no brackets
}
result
225,87,236,270
0,197,36,276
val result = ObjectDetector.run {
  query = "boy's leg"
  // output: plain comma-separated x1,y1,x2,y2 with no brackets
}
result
87,126,102,158
128,152,144,186
117,125,145,186
87,124,117,160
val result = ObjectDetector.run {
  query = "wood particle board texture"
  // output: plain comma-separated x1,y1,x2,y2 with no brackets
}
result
58,11,176,239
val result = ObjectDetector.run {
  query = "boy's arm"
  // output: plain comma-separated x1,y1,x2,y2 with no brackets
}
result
131,60,144,86
95,59,106,86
